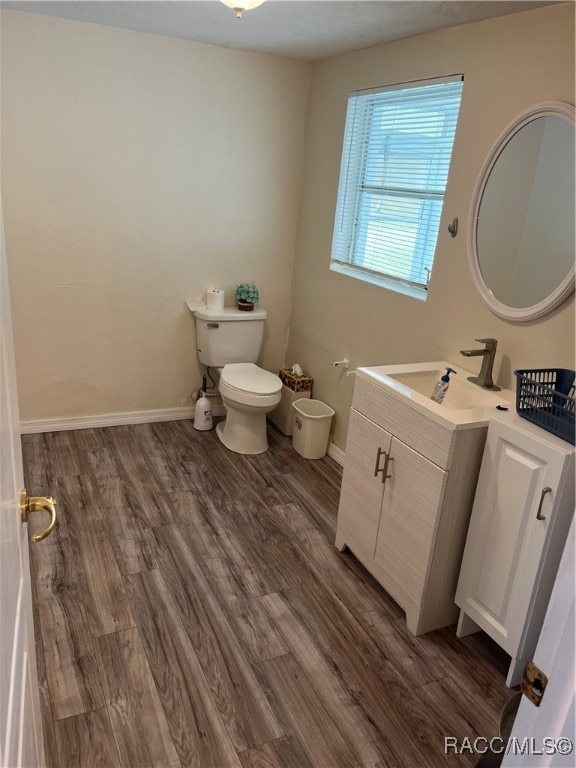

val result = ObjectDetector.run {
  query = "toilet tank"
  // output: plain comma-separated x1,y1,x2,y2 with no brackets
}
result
194,307,267,366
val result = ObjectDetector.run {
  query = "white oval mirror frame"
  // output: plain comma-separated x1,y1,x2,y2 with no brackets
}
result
467,101,575,322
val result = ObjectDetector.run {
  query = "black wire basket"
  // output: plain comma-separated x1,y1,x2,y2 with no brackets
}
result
514,368,576,445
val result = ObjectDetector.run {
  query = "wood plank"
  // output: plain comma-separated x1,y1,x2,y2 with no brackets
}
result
142,422,204,492
53,708,122,768
172,490,301,601
168,490,228,561
254,654,360,768
269,471,339,539
34,640,59,768
28,534,45,646
151,420,226,495
94,627,181,768
103,423,157,479
260,592,395,768
419,674,502,752
57,474,135,637
201,556,289,662
126,568,242,768
96,467,174,532
271,502,400,620
412,679,489,767
155,524,285,751
94,473,164,575
43,431,82,478
170,419,236,476
29,515,105,721
103,424,179,520
21,432,58,497
361,611,443,689
267,425,344,499
212,453,286,510
281,581,448,767
68,428,120,481
201,494,318,598
115,530,160,574
66,427,106,454
175,420,285,504
238,736,313,768
175,490,286,597
224,495,287,550
25,420,510,768
390,621,510,712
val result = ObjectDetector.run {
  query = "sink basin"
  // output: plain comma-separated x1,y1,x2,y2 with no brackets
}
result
389,369,505,411
358,361,513,428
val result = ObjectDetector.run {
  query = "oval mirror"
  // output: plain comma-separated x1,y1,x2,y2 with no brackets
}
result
468,102,575,322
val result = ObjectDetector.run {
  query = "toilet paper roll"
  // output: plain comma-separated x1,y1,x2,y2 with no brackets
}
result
206,289,225,311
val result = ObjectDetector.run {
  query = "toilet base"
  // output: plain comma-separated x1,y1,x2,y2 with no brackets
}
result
216,410,269,455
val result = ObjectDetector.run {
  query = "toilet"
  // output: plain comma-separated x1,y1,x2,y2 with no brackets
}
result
193,306,281,455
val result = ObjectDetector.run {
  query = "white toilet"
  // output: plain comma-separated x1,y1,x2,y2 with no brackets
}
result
193,306,281,455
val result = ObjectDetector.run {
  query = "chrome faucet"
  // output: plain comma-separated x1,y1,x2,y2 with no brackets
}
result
460,338,501,391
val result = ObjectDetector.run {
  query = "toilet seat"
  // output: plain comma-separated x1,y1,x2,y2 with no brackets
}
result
220,363,281,396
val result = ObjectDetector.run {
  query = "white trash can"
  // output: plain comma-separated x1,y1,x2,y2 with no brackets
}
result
292,398,335,459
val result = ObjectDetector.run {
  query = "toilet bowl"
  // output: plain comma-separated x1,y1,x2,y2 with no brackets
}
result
216,363,282,455
191,305,279,455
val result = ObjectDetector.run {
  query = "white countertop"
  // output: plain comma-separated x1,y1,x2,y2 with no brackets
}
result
357,361,516,430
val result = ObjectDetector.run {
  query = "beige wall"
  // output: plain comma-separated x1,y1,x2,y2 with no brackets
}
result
1,10,310,421
287,3,575,449
2,5,574,437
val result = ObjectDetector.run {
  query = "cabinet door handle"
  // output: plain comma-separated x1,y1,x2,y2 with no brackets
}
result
536,487,552,520
374,447,385,478
374,448,394,484
381,452,394,485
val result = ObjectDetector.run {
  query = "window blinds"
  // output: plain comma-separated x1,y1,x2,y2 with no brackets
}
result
331,75,464,290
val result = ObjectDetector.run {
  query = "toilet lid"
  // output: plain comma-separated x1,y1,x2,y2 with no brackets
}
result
221,364,282,395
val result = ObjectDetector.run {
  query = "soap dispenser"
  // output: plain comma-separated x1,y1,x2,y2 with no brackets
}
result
430,367,456,404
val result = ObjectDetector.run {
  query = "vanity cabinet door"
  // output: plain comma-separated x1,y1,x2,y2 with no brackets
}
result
375,437,447,607
456,420,571,658
336,408,392,557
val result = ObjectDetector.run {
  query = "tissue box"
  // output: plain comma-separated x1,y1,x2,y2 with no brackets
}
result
279,368,313,392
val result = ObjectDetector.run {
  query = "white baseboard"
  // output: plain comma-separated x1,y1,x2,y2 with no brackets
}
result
20,404,226,434
327,441,345,466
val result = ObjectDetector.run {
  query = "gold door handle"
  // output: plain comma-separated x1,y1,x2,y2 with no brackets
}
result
20,489,57,542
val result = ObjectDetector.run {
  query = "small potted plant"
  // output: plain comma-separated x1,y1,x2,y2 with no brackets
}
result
235,283,259,311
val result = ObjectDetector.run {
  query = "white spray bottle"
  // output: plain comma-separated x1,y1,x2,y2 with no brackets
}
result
193,375,213,431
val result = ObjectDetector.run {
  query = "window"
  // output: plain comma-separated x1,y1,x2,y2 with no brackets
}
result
330,75,464,298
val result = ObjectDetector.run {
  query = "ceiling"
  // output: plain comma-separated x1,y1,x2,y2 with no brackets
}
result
2,1,558,60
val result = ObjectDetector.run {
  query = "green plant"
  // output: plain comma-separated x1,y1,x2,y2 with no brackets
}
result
235,283,259,304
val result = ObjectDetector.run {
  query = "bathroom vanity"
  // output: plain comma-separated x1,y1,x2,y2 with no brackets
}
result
455,415,575,686
335,362,513,635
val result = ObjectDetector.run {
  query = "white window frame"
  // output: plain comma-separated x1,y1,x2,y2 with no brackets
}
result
330,75,464,300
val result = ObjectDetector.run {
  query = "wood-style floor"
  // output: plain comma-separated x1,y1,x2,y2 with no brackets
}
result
23,420,511,768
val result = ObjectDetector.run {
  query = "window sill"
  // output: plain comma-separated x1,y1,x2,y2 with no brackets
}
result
330,262,428,302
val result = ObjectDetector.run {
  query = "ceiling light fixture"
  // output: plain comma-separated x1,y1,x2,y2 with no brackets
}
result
220,0,266,19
